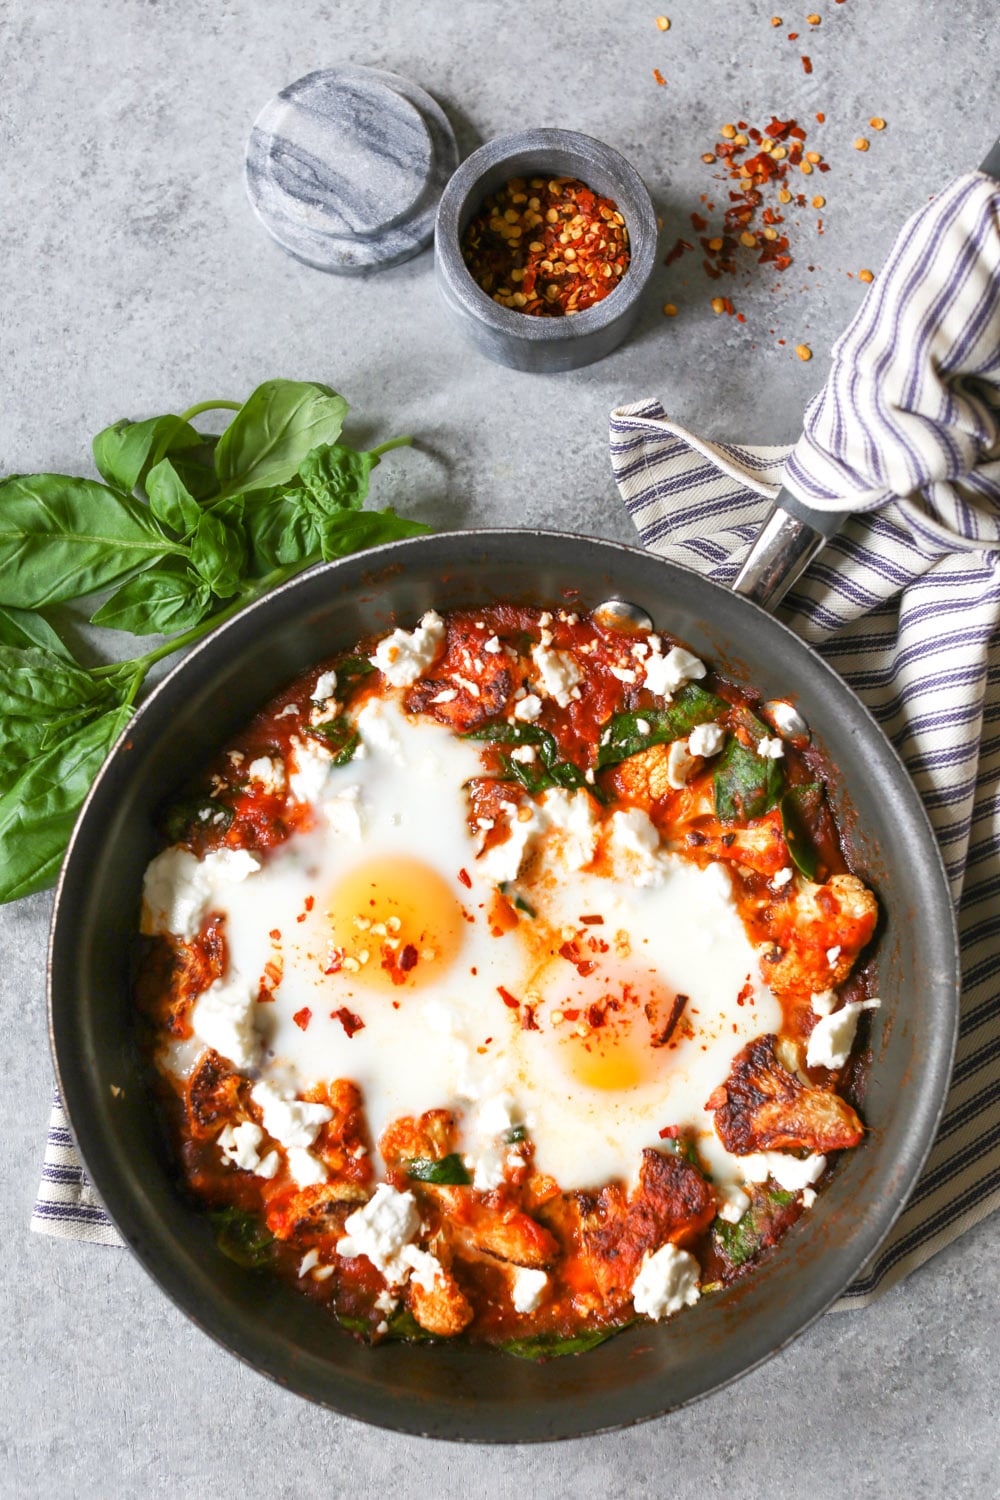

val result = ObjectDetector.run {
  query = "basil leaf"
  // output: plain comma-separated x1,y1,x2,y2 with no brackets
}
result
146,458,203,539
308,716,359,766
713,733,784,823
597,684,728,768
0,702,133,902
501,1325,629,1360
298,443,375,514
335,655,375,692
314,507,430,563
405,1154,471,1185
209,1207,275,1270
162,796,233,844
0,644,107,719
0,605,76,661
0,713,61,783
780,784,822,880
241,487,320,573
0,474,181,608
214,380,349,498
189,511,245,598
92,414,203,496
91,559,214,636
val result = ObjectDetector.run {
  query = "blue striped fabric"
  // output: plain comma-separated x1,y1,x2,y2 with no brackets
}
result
609,174,1000,1305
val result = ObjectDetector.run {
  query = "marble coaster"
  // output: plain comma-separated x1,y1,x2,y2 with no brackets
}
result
245,65,459,274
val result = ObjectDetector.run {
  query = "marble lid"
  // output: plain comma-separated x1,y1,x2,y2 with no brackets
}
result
245,65,459,275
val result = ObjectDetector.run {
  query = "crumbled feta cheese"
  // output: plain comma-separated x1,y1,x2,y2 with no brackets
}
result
246,756,287,796
531,643,583,707
288,735,335,803
471,1139,507,1190
740,1151,827,1192
324,784,363,842
772,866,794,888
513,694,543,723
666,739,696,789
299,1248,321,1277
688,721,725,758
609,809,669,887
636,718,652,736
609,665,637,684
757,736,785,760
631,1244,701,1319
371,610,445,687
312,669,338,703
250,1081,333,1148
256,1151,280,1180
484,635,502,654
810,989,837,1017
510,745,536,764
374,1288,398,1315
543,788,599,871
479,801,549,884
400,1244,444,1291
337,1184,420,1284
716,1183,751,1224
806,999,881,1070
826,945,842,966
192,973,260,1070
801,1188,817,1209
430,688,458,704
218,1120,265,1172
287,1147,327,1188
511,1267,548,1314
275,703,299,719
141,846,261,940
769,701,804,738
643,645,706,698
477,1094,516,1137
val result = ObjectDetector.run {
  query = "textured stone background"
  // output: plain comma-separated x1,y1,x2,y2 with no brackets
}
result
2,0,998,1494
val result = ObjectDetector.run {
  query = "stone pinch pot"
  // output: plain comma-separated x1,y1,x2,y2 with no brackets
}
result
434,130,658,372
48,531,958,1442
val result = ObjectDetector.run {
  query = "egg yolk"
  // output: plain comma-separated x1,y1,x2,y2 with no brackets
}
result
321,855,465,992
536,957,686,1092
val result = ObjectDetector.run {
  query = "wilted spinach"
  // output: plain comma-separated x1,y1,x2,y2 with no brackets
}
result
596,684,728,768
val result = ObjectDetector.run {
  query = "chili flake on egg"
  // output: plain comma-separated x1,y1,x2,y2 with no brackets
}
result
460,175,630,316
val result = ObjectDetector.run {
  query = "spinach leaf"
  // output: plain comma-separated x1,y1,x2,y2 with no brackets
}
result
780,784,822,880
209,1207,275,1269
464,720,600,800
0,605,76,661
214,380,349,498
92,414,204,497
0,474,182,608
0,702,134,902
504,1124,527,1143
0,644,108,719
713,719,784,823
383,1307,438,1343
308,715,359,766
145,457,203,539
501,1325,630,1360
91,559,214,635
597,684,728,769
162,795,233,844
335,655,375,693
405,1154,471,1185
298,443,375,514
711,1184,796,1268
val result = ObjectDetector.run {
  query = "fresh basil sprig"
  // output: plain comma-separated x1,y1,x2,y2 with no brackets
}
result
0,379,423,904
404,1154,472,1186
596,684,728,768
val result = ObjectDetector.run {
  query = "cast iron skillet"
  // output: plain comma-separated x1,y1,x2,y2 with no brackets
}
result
48,530,959,1442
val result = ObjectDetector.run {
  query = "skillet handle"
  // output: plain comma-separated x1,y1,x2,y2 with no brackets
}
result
735,132,1000,612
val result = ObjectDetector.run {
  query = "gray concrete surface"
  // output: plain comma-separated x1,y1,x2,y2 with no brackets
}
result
2,1,998,1495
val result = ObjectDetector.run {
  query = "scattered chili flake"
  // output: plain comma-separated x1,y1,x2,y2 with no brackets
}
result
771,14,782,24
331,1006,365,1038
662,301,678,316
653,67,666,85
796,343,813,360
812,194,825,207
806,11,820,22
655,15,671,29
859,268,874,282
292,1007,312,1031
711,296,725,314
269,928,281,941
521,1004,540,1032
854,137,870,151
304,895,314,911
701,152,716,163
801,55,813,73
870,116,886,130
787,30,798,39
580,914,605,925
659,1123,681,1139
498,985,520,1010
461,175,630,316
323,946,345,975
457,867,472,888
399,944,418,972
664,236,694,265
721,124,736,139
816,111,826,122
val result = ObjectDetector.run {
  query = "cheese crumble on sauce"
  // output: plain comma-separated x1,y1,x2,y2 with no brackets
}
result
136,603,879,1354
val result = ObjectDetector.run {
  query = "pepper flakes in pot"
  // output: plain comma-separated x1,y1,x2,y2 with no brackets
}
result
460,175,630,316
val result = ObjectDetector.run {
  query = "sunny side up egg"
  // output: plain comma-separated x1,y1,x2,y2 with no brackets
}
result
165,696,781,1197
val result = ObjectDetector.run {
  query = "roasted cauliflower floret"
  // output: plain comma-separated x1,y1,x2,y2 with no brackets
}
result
378,1109,456,1169
760,872,878,1001
612,743,675,803
689,808,790,878
706,1033,864,1154
407,1262,474,1337
186,1049,243,1138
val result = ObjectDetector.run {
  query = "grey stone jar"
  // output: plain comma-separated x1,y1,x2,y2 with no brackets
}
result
434,129,658,372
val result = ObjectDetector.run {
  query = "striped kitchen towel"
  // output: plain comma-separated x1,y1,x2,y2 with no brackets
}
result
610,169,1000,1307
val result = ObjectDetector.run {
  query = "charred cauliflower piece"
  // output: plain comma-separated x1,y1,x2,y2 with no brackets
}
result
407,1262,474,1337
706,1033,864,1154
760,872,877,1001
186,1050,243,1139
379,1110,457,1169
612,743,675,803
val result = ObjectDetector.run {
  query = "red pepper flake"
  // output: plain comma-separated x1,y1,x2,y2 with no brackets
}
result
292,1007,312,1031
801,54,813,73
399,944,418,973
269,928,281,941
304,895,315,912
664,236,694,266
586,1002,608,1029
561,1008,581,1022
690,211,708,232
580,914,605,925
498,985,520,1010
332,1006,365,1037
653,67,666,85
737,976,754,1007
457,867,472,889
787,29,798,38
323,946,345,975
296,911,307,924
521,1005,540,1032
816,111,825,122
658,1124,681,1140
